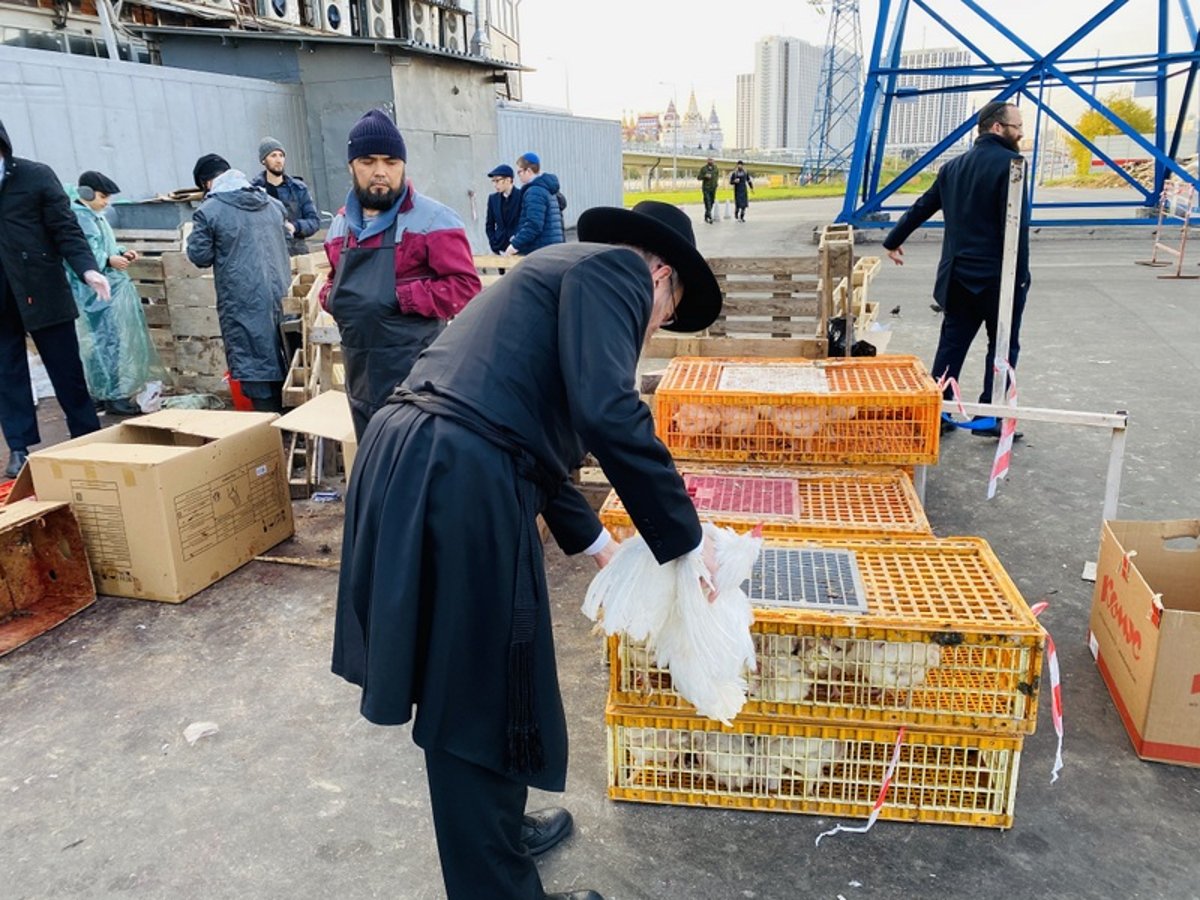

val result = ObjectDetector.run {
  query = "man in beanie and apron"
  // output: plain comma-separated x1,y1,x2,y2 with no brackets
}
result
251,138,319,257
319,109,480,440
333,201,723,900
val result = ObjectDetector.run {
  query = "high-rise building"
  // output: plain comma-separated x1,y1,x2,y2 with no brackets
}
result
751,35,824,151
736,73,755,150
887,47,972,160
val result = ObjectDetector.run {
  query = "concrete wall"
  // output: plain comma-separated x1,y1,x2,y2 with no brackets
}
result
296,47,396,218
391,56,503,252
0,45,309,200
497,104,624,230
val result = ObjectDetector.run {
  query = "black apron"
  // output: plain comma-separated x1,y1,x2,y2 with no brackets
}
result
328,223,444,440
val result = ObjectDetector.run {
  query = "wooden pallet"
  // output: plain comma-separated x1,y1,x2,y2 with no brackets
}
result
646,255,829,359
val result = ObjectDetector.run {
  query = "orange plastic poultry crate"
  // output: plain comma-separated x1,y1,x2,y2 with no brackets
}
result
608,537,1045,734
653,356,941,466
606,706,1022,829
598,464,931,541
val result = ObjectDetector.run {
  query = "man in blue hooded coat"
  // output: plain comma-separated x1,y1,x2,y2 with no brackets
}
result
503,152,565,256
186,154,292,413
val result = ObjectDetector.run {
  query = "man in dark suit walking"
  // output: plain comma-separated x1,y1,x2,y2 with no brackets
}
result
883,100,1030,438
0,119,109,478
332,202,722,900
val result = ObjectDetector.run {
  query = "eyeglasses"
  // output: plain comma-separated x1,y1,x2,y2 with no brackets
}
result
658,267,683,327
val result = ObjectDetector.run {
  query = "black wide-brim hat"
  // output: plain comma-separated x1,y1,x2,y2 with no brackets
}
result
577,200,722,333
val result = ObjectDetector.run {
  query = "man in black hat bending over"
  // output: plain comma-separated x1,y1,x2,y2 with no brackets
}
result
332,201,723,900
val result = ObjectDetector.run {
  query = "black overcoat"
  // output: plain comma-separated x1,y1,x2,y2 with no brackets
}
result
883,133,1031,307
0,122,97,331
333,243,703,791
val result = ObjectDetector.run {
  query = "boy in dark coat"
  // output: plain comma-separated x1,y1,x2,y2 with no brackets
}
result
333,201,723,900
485,163,522,253
0,119,108,477
883,100,1031,438
504,152,565,255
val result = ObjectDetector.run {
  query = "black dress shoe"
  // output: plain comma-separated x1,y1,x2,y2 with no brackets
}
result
545,892,603,900
104,398,141,416
5,448,28,479
940,416,957,436
521,807,573,856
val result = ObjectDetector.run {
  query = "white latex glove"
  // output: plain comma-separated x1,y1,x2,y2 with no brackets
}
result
83,270,111,301
285,221,296,236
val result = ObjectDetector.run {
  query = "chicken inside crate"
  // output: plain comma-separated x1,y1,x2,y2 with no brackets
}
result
606,710,1022,828
653,356,942,467
597,465,931,542
609,538,1046,734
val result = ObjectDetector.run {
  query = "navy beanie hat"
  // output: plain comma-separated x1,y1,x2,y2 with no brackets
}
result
347,109,407,163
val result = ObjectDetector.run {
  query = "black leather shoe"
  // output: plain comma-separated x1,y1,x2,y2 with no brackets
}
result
521,807,573,856
5,448,28,479
940,417,957,436
104,398,141,416
545,892,603,900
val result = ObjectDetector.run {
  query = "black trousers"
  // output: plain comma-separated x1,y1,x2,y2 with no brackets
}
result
930,278,1027,404
702,188,716,219
424,747,546,900
0,278,100,451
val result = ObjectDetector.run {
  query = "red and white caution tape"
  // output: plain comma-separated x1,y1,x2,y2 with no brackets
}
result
814,727,906,846
987,360,1019,499
936,370,969,418
1030,600,1064,783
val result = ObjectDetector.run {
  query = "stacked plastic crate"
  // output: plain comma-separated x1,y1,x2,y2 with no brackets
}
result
599,356,1046,829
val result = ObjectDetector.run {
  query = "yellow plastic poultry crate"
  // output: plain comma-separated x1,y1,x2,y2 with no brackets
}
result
608,537,1045,734
597,464,931,541
606,706,1022,829
653,356,942,466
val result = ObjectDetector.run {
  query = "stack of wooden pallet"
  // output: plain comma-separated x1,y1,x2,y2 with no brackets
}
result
115,227,226,394
600,353,1047,830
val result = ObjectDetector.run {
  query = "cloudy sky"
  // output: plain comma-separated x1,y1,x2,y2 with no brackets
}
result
516,0,1194,132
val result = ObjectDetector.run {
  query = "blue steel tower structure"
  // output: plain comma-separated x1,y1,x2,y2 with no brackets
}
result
806,0,865,181
839,0,1200,228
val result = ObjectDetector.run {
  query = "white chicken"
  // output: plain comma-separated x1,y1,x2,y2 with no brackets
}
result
751,648,814,703
624,727,690,773
674,402,722,437
583,523,763,724
797,636,851,679
697,732,759,790
719,404,760,436
772,406,825,438
850,640,943,691
761,737,846,795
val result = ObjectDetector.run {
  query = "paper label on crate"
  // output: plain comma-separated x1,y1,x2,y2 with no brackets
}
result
68,479,132,567
717,365,831,394
173,453,288,562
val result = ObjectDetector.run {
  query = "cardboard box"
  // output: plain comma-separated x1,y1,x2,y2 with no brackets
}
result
16,411,293,603
1088,519,1200,767
272,390,357,477
0,500,96,656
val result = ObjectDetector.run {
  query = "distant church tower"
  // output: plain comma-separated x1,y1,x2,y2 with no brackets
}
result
706,103,725,152
681,90,706,149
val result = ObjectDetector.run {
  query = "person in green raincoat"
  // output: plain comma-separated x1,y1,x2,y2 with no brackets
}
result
66,171,167,415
